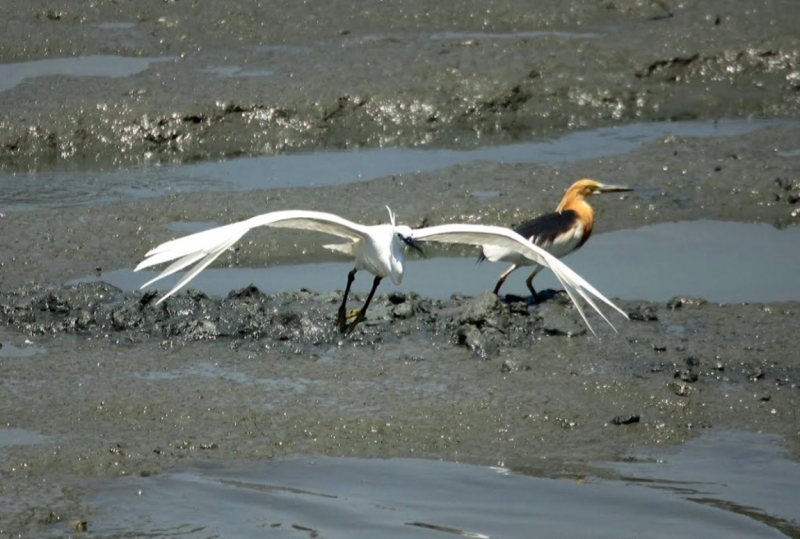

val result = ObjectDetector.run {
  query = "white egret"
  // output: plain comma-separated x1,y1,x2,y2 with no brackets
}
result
135,208,422,333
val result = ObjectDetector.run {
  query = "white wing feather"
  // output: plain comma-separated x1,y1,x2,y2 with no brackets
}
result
135,210,371,304
413,223,627,335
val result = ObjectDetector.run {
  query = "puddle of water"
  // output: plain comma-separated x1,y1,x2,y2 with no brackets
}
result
0,55,175,93
198,66,275,78
471,190,501,200
604,431,800,535
563,220,800,303
0,427,51,448
73,221,800,304
95,22,137,30
80,431,796,538
431,30,604,40
175,119,785,191
0,342,43,358
2,119,793,211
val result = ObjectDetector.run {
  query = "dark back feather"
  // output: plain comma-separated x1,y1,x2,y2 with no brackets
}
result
514,210,581,247
476,209,582,263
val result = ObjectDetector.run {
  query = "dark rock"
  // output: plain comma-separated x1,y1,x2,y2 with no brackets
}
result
775,177,799,201
111,302,143,331
667,296,707,309
675,370,698,383
167,319,219,340
652,343,667,352
392,302,414,319
629,305,658,321
611,414,640,425
140,289,159,306
457,292,509,332
457,324,484,351
507,300,530,316
227,285,263,300
388,292,406,305
669,382,692,396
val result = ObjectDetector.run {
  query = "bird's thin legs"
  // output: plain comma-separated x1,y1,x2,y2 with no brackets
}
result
525,275,539,303
337,268,357,332
525,267,544,303
492,264,518,295
347,275,382,334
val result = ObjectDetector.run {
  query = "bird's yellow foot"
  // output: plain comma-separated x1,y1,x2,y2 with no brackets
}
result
346,311,366,334
336,307,348,332
337,308,361,333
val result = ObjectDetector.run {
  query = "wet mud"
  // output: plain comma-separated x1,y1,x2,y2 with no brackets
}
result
1,0,799,170
1,0,800,536
1,280,799,535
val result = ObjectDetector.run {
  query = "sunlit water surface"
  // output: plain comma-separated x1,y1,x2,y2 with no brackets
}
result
2,119,795,211
73,220,800,304
79,431,798,538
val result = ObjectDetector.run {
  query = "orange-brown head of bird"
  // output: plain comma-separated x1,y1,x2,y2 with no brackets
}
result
555,178,632,241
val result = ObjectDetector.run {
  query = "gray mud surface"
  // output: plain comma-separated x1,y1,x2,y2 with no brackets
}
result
1,0,799,536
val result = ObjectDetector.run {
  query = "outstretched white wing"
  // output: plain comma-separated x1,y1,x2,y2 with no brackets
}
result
135,210,370,304
412,223,627,336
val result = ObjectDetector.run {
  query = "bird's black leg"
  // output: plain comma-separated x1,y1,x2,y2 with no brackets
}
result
493,264,517,296
347,275,382,334
337,268,357,332
525,272,540,303
492,277,506,295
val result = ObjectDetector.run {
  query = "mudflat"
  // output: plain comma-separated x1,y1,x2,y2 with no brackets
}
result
0,1,798,536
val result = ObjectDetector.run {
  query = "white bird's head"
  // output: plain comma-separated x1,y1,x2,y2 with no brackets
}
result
385,206,422,285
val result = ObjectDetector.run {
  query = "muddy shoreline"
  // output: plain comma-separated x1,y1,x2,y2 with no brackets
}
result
2,0,799,171
1,284,799,534
1,0,799,536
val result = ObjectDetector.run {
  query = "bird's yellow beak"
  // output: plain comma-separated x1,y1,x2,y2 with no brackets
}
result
596,183,633,193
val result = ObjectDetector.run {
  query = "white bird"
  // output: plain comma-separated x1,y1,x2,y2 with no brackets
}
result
135,208,627,336
135,208,422,333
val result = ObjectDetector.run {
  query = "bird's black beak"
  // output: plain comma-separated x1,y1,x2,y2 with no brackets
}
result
402,235,424,254
596,183,633,193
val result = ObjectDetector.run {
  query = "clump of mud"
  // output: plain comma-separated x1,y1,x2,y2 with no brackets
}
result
0,281,624,356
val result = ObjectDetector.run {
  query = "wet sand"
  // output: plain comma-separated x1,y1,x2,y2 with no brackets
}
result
1,0,799,536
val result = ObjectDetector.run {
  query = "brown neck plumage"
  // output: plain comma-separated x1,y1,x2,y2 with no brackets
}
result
555,185,595,241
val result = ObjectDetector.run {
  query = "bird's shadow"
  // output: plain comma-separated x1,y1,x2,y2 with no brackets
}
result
500,288,562,306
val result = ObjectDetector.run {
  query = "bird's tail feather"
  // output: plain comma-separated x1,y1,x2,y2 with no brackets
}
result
134,222,252,303
546,255,624,336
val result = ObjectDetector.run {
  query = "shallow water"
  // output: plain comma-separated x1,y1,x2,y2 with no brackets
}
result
74,220,800,304
0,428,51,449
81,431,797,538
0,55,174,93
197,65,275,78
430,30,605,40
0,341,42,358
1,119,792,211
